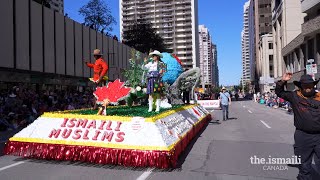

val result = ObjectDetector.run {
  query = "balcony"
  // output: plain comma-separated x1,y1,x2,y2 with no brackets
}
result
175,11,191,16
301,0,320,13
302,14,320,36
182,61,194,66
158,30,173,34
176,17,192,21
163,14,173,17
176,39,192,43
272,1,283,24
162,36,173,39
175,23,192,27
163,19,173,22
122,1,135,5
175,33,192,38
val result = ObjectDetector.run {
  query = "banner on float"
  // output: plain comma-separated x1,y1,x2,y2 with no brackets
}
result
197,100,220,109
9,105,210,151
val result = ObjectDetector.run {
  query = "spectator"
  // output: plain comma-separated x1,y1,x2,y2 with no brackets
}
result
218,87,231,121
235,93,239,101
0,85,95,131
276,73,320,179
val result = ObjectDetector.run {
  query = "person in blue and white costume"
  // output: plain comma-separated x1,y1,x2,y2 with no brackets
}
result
143,50,166,112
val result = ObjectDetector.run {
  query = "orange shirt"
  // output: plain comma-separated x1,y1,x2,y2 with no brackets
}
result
86,58,108,82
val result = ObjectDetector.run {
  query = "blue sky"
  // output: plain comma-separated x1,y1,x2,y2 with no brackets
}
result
65,0,247,86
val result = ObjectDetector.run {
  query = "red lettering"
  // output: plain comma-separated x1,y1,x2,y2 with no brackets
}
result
98,121,106,130
61,129,72,139
76,119,88,128
48,129,61,138
72,129,82,140
92,130,101,141
114,121,122,131
67,118,76,128
87,120,96,129
101,131,114,142
61,118,68,127
83,129,89,140
105,121,112,130
115,132,125,142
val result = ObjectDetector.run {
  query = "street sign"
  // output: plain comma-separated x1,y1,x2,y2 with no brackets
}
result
306,64,312,74
312,64,317,74
307,59,314,63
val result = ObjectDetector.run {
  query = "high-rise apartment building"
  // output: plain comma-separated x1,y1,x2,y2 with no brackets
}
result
50,0,64,14
248,0,272,92
212,44,219,88
120,0,199,69
242,1,251,87
258,34,275,92
248,0,255,84
198,25,213,89
32,0,64,14
272,0,303,80
281,0,320,90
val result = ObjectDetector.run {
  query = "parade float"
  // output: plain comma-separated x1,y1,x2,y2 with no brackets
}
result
4,51,212,169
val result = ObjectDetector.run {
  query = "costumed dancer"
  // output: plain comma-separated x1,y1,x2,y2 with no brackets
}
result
85,49,109,87
84,49,108,110
144,50,166,112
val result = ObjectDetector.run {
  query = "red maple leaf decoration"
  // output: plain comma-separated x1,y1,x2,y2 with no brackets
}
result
93,79,131,104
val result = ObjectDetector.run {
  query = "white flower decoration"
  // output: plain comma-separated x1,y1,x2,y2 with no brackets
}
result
142,88,147,93
130,88,136,94
136,86,142,91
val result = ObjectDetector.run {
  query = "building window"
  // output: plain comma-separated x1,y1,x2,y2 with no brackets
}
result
269,55,273,61
269,66,273,71
268,43,273,49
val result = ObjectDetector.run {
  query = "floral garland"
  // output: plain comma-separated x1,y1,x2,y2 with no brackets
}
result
9,137,170,151
42,105,196,122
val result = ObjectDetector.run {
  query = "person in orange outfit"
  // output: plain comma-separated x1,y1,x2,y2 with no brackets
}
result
85,49,108,87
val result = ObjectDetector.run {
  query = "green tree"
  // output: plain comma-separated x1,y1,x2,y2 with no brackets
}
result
122,50,146,88
122,20,168,53
79,0,116,33
212,87,220,93
244,83,249,93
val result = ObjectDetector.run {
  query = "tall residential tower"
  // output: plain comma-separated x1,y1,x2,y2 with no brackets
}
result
120,0,199,69
198,25,213,89
242,1,251,87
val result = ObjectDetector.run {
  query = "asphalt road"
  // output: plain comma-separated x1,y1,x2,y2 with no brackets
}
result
0,100,316,180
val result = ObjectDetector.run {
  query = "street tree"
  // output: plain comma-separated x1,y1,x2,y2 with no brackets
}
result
79,0,116,33
122,20,168,53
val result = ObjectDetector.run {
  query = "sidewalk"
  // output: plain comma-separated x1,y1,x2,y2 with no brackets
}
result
0,128,22,156
254,101,293,115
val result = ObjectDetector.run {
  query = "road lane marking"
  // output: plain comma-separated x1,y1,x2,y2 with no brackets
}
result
136,168,154,180
260,120,271,129
0,161,25,172
243,106,246,108
248,110,252,113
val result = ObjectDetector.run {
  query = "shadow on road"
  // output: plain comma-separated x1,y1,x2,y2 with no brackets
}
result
174,120,210,170
0,128,23,156
208,117,238,124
